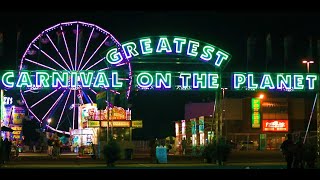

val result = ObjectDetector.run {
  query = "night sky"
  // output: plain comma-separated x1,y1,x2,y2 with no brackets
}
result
1,11,320,139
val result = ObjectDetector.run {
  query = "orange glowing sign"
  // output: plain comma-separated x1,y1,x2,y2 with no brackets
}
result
262,120,288,132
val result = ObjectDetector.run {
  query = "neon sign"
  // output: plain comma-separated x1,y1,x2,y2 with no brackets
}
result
251,98,261,128
104,36,232,69
262,120,288,132
233,73,318,91
0,71,125,89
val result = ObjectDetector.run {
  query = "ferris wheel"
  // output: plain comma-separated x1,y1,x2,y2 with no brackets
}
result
18,21,132,134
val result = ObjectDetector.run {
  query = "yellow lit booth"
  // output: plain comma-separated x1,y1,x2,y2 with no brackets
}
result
71,103,133,158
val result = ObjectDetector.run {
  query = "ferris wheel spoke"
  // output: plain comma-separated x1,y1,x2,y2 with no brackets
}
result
41,90,66,121
33,44,67,71
46,34,72,71
73,90,76,130
20,90,41,123
83,91,94,104
56,89,72,130
89,88,97,95
103,87,120,95
78,28,94,71
24,58,57,70
61,26,74,70
85,57,106,71
75,24,79,71
29,87,61,109
80,35,109,71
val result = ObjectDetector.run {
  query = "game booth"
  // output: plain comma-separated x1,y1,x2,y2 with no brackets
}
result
70,103,132,157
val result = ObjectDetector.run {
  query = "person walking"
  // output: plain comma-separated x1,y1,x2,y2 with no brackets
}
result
280,133,295,169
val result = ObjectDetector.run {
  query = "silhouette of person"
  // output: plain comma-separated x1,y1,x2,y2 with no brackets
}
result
280,133,295,169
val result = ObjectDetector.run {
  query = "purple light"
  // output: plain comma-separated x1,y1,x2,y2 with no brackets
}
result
19,21,132,134
98,66,111,71
78,28,94,71
46,34,71,71
61,26,74,70
42,90,66,120
24,58,57,70
89,88,97,95
85,57,106,71
75,24,79,70
33,44,67,71
73,90,76,130
86,91,94,104
30,88,61,109
80,35,109,71
20,89,41,123
56,90,71,130
127,62,132,99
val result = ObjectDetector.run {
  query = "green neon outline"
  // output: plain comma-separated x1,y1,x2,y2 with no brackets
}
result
35,71,50,88
200,46,215,61
187,40,200,57
79,71,94,88
105,48,123,65
155,72,171,89
276,74,291,90
52,71,68,88
111,71,123,88
16,71,32,88
192,73,207,89
306,74,317,90
293,75,304,90
247,73,258,89
2,71,15,88
173,37,187,53
139,38,153,55
136,72,153,88
233,73,246,89
260,74,275,89
156,37,172,53
93,72,109,88
179,72,192,88
208,73,219,89
122,42,139,59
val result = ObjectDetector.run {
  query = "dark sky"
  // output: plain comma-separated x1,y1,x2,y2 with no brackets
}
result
1,11,320,139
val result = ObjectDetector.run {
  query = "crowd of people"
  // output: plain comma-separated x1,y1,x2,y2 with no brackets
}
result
280,133,317,169
0,137,13,164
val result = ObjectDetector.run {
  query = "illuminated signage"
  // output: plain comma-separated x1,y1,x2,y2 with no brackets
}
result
251,98,261,128
181,120,186,135
100,120,131,128
3,97,13,105
233,73,318,91
191,118,197,135
262,120,288,132
132,120,143,128
2,71,319,92
104,36,231,69
88,121,100,127
134,71,219,90
199,116,204,133
0,71,125,89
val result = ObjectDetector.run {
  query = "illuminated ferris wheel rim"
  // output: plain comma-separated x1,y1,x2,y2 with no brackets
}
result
19,21,132,135
19,21,124,71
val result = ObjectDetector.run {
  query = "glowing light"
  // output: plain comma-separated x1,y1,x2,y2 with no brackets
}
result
155,73,171,89
156,37,172,53
122,42,139,59
179,73,192,89
136,72,153,88
139,38,153,54
192,73,207,89
2,71,14,88
187,40,199,57
214,51,229,67
200,46,215,61
173,38,186,53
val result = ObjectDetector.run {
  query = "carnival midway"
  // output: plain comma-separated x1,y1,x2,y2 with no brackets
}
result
0,20,319,167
